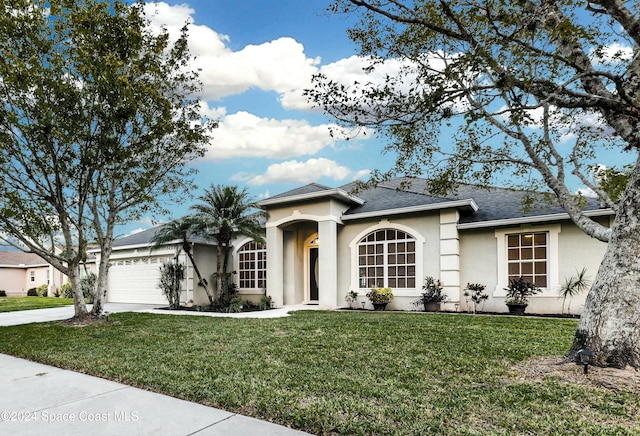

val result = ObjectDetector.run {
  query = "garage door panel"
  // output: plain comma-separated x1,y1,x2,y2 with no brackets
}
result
108,257,169,305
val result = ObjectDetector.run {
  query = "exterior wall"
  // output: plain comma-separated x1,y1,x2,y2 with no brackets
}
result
1,268,29,296
25,266,49,293
267,199,351,308
1,263,86,297
190,243,217,306
459,220,608,315
337,213,441,311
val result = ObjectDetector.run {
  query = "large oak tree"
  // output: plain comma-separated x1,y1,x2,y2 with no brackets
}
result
308,0,640,368
0,0,213,320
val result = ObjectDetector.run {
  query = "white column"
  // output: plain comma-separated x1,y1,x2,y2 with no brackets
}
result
266,226,284,307
440,210,460,305
318,219,338,309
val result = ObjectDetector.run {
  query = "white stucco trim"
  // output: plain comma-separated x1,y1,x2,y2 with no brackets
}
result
458,208,613,230
266,213,342,228
342,199,478,221
348,220,426,295
494,224,561,297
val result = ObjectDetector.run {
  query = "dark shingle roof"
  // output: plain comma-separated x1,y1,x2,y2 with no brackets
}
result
267,183,333,200
336,178,608,224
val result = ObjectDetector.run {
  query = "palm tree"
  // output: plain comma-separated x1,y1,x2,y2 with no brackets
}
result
191,184,266,301
151,217,214,306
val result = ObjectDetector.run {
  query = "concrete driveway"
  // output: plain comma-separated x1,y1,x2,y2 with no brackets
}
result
0,303,158,326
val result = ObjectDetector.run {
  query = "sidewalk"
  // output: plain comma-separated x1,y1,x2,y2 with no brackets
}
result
0,304,313,435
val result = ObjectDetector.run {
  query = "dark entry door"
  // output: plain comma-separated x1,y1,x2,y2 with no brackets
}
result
309,247,319,301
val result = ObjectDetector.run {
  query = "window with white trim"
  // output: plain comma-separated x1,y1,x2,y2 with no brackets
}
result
30,271,35,282
238,241,267,290
507,232,548,288
358,229,416,289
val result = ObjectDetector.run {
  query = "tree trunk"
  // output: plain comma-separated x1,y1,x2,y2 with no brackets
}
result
222,244,231,300
68,263,90,319
568,158,640,369
90,246,111,317
215,244,223,301
185,247,214,306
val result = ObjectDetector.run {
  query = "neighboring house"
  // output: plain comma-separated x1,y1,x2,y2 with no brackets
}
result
0,251,67,296
258,178,613,314
97,228,267,306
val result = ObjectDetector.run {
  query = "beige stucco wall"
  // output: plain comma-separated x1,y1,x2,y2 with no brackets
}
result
459,219,608,315
187,243,218,306
1,268,29,296
335,214,442,311
25,266,49,292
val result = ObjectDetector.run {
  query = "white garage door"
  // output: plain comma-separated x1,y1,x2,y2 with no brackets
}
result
108,257,170,305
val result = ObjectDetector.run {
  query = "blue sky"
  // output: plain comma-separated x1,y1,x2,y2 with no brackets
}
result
120,1,635,237
122,0,384,236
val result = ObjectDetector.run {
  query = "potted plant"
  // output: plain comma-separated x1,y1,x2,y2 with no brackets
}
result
464,282,488,313
504,277,541,315
366,287,394,311
414,276,447,312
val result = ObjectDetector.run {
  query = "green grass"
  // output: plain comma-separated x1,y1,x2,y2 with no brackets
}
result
0,296,75,312
0,311,637,434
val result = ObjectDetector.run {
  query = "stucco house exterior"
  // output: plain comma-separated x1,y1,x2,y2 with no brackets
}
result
0,251,68,296
258,178,612,314
97,227,267,306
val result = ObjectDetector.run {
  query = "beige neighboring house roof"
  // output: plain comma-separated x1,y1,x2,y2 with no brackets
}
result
0,251,49,268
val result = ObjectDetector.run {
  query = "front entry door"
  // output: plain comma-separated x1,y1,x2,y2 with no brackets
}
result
309,247,319,301
304,234,319,303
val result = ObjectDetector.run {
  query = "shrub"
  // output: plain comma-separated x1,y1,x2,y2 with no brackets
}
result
366,287,394,304
464,283,488,313
345,290,358,308
260,295,272,310
81,273,97,303
229,295,243,313
0,290,6,297
27,287,38,296
36,284,48,297
60,283,73,299
159,262,184,309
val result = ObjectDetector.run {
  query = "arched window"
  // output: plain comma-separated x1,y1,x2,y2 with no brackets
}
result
357,229,416,289
237,241,267,290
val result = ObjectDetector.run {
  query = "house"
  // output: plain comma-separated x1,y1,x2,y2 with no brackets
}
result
97,227,267,306
0,251,67,296
258,178,612,314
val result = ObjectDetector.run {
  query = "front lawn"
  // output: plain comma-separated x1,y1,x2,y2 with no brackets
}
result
0,296,75,312
0,311,637,434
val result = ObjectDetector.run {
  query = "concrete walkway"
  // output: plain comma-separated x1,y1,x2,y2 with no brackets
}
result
0,302,318,326
0,303,314,435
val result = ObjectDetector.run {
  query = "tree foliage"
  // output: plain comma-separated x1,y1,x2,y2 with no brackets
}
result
191,185,266,300
151,217,215,305
310,1,640,368
0,0,213,319
308,0,638,242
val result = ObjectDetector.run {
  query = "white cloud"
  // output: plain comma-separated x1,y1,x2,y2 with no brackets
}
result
590,42,633,66
282,55,420,111
204,111,343,159
144,3,320,101
233,158,366,185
